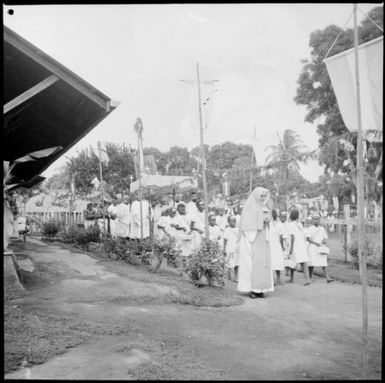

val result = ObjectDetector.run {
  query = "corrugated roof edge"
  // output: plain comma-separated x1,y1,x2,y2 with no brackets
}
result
4,25,119,112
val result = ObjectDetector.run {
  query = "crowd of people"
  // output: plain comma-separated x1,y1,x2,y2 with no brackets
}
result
83,187,334,298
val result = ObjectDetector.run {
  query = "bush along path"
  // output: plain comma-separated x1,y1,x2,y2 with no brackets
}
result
5,237,382,380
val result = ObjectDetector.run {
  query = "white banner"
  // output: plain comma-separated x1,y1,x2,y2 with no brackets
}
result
324,36,383,134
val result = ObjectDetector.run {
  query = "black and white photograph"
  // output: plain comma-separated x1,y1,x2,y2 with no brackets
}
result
3,3,383,380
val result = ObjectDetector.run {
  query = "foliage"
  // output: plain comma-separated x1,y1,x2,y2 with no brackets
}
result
348,239,382,268
42,221,59,241
61,224,80,244
74,225,100,251
102,237,141,265
152,236,181,272
187,239,226,287
294,5,383,193
265,129,314,182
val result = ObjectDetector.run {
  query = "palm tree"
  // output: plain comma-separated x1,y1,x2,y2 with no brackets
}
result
264,129,314,204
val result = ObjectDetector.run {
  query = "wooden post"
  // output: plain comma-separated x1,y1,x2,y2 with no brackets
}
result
353,4,368,378
197,62,209,240
97,141,106,237
137,133,143,240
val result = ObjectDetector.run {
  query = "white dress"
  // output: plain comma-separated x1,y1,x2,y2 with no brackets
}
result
269,220,284,271
186,201,198,216
288,221,309,264
115,203,131,238
191,211,205,251
306,225,328,267
130,200,150,239
223,226,239,268
173,213,194,257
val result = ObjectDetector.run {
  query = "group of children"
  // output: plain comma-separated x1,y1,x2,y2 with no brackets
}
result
270,209,334,286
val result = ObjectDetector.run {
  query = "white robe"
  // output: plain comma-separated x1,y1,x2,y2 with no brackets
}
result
115,203,131,238
191,210,205,250
306,225,328,267
173,213,194,256
130,200,150,239
186,201,198,216
288,221,308,264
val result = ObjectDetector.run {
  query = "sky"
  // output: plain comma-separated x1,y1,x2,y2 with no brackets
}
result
3,3,381,182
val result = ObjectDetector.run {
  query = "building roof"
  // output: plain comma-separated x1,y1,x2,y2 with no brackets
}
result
4,26,119,187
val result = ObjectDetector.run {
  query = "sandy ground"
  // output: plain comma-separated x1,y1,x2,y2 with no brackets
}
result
5,238,382,380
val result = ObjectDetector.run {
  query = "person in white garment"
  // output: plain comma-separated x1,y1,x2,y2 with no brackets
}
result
166,207,179,240
287,209,312,285
170,203,194,257
130,193,150,239
269,209,285,285
190,200,205,251
276,211,294,276
216,207,228,234
186,191,198,216
237,187,274,298
107,199,118,238
234,204,243,227
223,215,239,281
115,196,131,239
155,208,171,240
208,215,222,244
306,213,334,283
153,196,168,238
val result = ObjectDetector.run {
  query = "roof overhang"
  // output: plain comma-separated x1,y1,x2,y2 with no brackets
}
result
3,25,119,186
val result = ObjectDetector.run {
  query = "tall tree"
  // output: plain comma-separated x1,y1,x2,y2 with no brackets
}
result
265,129,312,182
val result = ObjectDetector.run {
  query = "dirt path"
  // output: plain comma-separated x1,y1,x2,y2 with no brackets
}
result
5,239,382,380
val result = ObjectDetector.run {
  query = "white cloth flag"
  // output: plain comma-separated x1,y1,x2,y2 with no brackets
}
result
324,36,383,134
95,142,109,164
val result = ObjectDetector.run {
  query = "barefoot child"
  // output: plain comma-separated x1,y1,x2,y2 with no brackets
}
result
223,216,239,281
269,209,285,285
306,213,334,283
288,209,312,286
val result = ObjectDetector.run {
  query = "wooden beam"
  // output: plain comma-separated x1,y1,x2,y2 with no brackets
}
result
4,26,111,112
4,74,59,115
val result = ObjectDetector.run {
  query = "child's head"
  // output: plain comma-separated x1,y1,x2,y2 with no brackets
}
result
209,215,216,226
272,209,278,221
228,216,237,228
290,209,299,221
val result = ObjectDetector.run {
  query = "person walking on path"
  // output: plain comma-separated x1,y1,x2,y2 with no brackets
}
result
270,209,285,285
237,187,274,299
306,213,334,283
287,209,312,286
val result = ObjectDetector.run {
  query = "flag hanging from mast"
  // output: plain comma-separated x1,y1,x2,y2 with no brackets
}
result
324,36,383,136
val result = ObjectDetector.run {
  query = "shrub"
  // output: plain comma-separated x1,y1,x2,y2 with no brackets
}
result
42,221,59,241
348,239,382,268
187,239,226,287
61,224,79,244
74,225,100,251
152,236,181,272
102,237,141,266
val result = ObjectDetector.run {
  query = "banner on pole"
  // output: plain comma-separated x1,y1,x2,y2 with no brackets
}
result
324,36,383,134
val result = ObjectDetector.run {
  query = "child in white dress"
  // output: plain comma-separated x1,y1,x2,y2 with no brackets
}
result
306,213,334,283
288,209,312,286
223,216,239,281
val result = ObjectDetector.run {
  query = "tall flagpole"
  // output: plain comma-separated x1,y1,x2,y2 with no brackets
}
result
197,62,210,240
134,118,144,241
353,4,368,378
97,141,106,237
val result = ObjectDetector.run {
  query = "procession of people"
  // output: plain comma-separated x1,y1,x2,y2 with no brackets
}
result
82,186,334,298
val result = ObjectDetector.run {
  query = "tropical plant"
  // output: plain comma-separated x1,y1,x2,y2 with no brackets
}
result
265,129,314,182
187,239,226,287
152,236,181,272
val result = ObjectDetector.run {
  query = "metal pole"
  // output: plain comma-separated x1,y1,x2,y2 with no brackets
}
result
197,62,210,240
353,4,368,378
97,141,106,237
